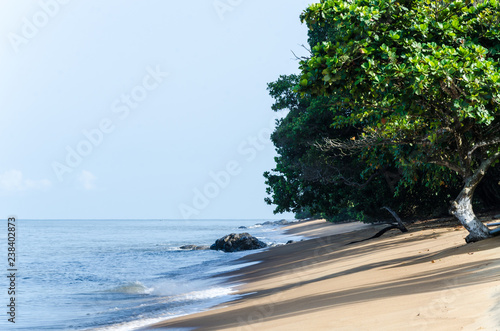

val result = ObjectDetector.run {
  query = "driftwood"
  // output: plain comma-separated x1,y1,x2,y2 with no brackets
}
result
347,207,408,245
381,206,408,233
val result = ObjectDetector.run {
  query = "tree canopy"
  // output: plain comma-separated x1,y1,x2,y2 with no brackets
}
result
265,0,500,242
264,75,465,222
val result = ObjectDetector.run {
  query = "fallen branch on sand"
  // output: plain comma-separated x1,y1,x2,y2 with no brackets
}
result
347,207,408,245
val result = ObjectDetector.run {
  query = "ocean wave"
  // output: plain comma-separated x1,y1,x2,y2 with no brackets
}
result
89,286,236,331
248,224,263,228
205,261,260,275
87,314,191,331
170,286,235,302
106,281,154,295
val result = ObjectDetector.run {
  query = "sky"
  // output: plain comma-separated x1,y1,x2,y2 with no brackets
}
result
0,0,313,220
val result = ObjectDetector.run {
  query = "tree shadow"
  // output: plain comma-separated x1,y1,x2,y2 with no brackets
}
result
148,259,500,331
221,228,442,285
146,227,500,331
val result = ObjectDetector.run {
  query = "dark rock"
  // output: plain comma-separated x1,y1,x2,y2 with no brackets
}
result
238,226,247,229
194,245,210,250
210,233,267,253
179,245,210,250
286,240,295,245
259,220,289,227
179,245,197,250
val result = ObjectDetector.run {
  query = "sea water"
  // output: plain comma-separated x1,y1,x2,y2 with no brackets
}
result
0,219,301,331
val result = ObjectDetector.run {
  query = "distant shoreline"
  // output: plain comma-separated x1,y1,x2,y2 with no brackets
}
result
146,218,500,330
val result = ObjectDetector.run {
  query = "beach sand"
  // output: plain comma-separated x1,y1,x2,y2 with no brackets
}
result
147,219,500,330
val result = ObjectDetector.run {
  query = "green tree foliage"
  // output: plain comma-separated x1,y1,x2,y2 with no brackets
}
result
295,0,500,241
264,75,465,222
264,74,375,221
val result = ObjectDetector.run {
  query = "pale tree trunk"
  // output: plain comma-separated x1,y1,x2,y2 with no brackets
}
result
449,152,500,243
449,191,491,243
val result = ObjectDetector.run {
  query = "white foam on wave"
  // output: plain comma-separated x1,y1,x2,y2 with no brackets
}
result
86,220,301,331
206,260,260,275
87,286,237,331
149,278,208,297
148,277,237,301
248,224,262,228
170,286,236,302
86,314,193,331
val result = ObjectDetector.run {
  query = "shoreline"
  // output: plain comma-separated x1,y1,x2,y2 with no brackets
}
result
146,219,500,330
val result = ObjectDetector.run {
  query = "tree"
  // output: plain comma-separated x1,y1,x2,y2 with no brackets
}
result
297,0,500,242
264,75,464,222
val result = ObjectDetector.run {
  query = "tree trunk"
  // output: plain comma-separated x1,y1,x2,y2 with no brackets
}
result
449,192,490,243
449,153,500,243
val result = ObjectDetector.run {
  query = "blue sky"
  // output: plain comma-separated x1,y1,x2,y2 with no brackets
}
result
0,0,312,220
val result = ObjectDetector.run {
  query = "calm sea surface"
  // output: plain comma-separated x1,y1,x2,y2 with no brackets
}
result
0,219,300,331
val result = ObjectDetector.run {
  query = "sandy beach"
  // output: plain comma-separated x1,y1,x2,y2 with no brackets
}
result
147,218,500,331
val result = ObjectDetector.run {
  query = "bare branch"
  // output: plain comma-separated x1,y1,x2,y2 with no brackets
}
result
316,135,389,155
300,44,312,55
427,158,467,178
468,137,500,159
316,130,439,155
381,206,408,232
290,44,312,61
291,49,308,61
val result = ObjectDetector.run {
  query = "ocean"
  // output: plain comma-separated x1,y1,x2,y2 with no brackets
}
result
0,219,301,331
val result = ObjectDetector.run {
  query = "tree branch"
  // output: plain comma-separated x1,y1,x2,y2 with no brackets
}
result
317,135,390,155
427,158,467,178
300,44,312,55
381,206,408,233
468,137,500,159
465,149,500,190
300,163,380,189
291,49,308,61
347,207,408,245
